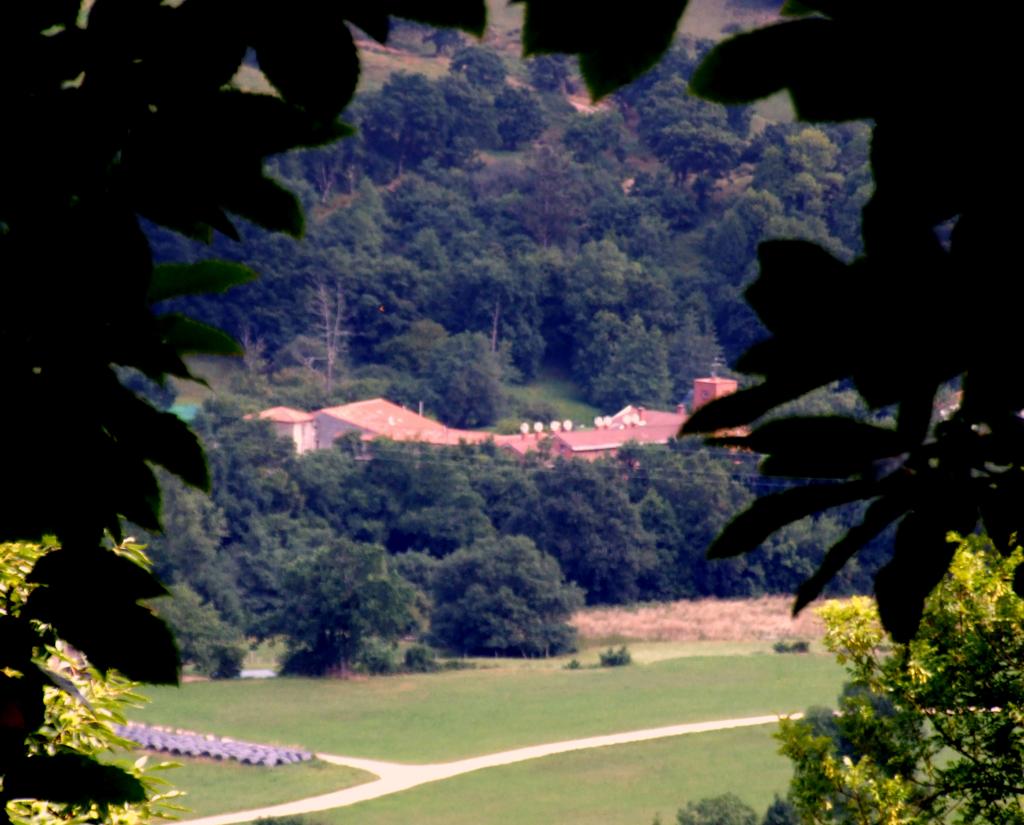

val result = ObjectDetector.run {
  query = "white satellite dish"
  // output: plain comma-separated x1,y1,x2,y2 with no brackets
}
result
563,420,573,431
533,421,544,433
594,416,603,428
520,422,530,434
550,421,562,432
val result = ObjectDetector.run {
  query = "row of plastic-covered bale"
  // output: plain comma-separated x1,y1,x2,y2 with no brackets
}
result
115,723,313,767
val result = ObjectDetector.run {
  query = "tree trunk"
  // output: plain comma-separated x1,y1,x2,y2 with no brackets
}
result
490,297,501,353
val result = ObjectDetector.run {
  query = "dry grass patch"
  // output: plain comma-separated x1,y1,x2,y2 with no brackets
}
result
573,596,826,643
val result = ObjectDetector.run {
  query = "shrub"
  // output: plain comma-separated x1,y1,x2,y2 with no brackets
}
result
565,658,582,670
599,645,632,667
675,794,758,825
773,640,810,654
356,638,400,675
403,644,440,673
441,659,476,671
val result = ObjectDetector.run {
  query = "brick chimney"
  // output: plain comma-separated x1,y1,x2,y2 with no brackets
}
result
692,376,738,411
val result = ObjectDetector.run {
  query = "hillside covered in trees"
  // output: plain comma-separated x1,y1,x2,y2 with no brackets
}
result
139,12,886,676
145,401,893,675
151,20,871,428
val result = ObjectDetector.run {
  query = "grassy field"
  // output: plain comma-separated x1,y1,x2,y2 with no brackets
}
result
282,726,790,825
136,651,842,763
171,356,243,405
574,596,826,644
156,758,373,818
502,371,603,427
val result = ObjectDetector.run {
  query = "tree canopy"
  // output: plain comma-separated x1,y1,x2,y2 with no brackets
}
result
272,539,416,676
430,535,583,657
779,534,1024,823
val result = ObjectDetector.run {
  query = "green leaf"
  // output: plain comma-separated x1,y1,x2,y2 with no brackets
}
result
213,91,355,156
708,481,873,559
977,467,1024,556
691,21,811,103
342,10,390,42
746,241,849,336
140,411,209,490
148,261,257,304
0,2,81,34
0,617,41,670
780,0,843,16
0,672,47,750
108,454,163,533
205,207,241,242
874,514,957,643
895,384,938,446
157,314,243,357
38,664,91,711
520,1,688,99
28,547,169,602
223,176,304,237
1013,562,1024,599
388,2,486,36
24,589,179,683
101,380,209,488
691,18,873,120
683,373,841,434
735,417,907,479
3,751,147,805
793,496,907,613
254,4,359,118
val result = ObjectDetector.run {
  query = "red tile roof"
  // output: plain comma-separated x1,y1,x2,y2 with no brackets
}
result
318,398,438,436
317,398,491,445
256,397,704,458
609,404,686,430
554,423,681,453
257,406,315,424
492,433,551,455
493,405,688,458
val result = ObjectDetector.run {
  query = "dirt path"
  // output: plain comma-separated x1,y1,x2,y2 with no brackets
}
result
182,713,801,825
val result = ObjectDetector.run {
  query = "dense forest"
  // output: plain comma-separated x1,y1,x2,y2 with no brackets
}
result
141,25,883,675
150,29,871,424
145,400,892,675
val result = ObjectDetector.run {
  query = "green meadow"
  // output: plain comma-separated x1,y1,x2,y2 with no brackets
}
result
307,725,790,825
153,759,373,818
137,651,843,763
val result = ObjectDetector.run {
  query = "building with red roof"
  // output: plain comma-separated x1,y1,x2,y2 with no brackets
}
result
252,377,737,459
551,404,686,460
255,406,317,454
692,376,739,410
314,398,491,448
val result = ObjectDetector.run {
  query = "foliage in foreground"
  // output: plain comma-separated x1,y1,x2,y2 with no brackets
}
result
0,542,177,824
779,533,1024,824
684,1,1024,645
